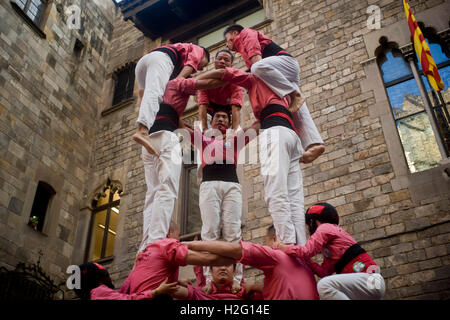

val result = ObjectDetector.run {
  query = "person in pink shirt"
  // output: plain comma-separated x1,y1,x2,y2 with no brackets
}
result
183,225,319,300
197,67,315,246
172,264,262,300
74,262,178,300
138,76,225,253
223,25,325,163
198,49,244,131
275,203,386,300
133,43,210,156
185,108,259,293
77,221,235,300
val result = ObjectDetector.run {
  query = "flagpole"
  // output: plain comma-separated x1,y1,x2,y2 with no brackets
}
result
406,56,448,159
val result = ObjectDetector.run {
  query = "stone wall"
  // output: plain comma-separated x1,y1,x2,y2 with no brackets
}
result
0,0,115,287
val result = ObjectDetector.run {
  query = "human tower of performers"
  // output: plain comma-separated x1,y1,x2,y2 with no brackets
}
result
75,25,386,301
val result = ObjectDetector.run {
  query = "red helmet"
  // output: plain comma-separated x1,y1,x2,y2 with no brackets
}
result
305,203,339,234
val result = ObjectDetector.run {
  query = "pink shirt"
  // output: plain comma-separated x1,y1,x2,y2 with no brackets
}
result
192,129,254,168
222,67,289,120
127,238,188,294
186,283,246,300
285,223,357,278
158,43,205,73
232,28,273,69
197,84,244,107
162,77,198,115
90,284,154,300
238,241,319,300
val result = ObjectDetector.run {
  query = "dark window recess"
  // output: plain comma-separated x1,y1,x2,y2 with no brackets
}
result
73,39,85,59
28,182,55,232
112,63,136,106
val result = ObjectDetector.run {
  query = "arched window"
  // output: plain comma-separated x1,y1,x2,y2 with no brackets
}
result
87,184,120,261
377,35,449,173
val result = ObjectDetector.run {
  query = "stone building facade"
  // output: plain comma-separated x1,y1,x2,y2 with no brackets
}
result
0,0,449,300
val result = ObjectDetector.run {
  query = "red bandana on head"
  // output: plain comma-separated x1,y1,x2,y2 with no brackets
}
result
307,205,325,215
93,263,106,270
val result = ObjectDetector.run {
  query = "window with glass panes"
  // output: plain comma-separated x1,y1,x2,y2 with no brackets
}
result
87,186,120,261
15,0,45,25
197,8,267,48
377,34,449,173
112,62,136,106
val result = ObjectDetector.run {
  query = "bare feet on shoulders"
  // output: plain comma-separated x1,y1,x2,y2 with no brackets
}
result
133,124,160,157
300,144,325,164
288,91,305,114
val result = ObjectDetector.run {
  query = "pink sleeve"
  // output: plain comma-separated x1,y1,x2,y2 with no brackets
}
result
305,258,335,278
229,84,244,107
240,29,262,60
197,89,209,105
222,67,254,90
177,78,198,96
90,285,154,300
161,239,189,266
185,44,205,73
284,224,331,260
187,285,209,300
238,241,278,268
118,277,131,294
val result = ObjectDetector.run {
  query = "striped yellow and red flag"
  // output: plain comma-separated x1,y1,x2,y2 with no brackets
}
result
403,0,444,91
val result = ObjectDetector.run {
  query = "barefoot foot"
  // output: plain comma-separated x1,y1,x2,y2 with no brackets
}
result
288,92,305,114
133,127,160,157
300,144,325,163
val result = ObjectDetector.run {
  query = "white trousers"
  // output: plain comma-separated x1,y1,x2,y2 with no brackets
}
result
251,55,300,98
199,181,243,284
251,56,323,150
135,51,174,129
293,102,324,149
139,131,182,253
259,126,306,245
317,273,386,300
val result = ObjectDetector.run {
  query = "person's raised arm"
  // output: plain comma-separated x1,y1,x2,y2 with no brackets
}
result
185,249,238,266
177,65,195,79
184,241,243,260
231,105,241,131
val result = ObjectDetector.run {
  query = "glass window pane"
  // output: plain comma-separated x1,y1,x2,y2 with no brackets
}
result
89,209,107,261
380,51,412,83
236,9,266,28
96,188,110,207
421,65,450,156
16,0,26,10
105,206,118,258
417,41,449,72
386,78,425,119
198,26,227,48
186,167,201,234
396,112,441,172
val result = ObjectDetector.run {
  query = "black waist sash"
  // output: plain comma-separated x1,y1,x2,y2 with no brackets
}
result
334,243,367,274
202,164,239,183
260,104,296,133
262,41,292,59
148,103,179,134
153,46,182,80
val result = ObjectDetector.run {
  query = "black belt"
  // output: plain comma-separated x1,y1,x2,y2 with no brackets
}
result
148,103,179,134
262,41,292,59
260,104,297,133
202,164,239,183
334,244,366,274
153,46,182,80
